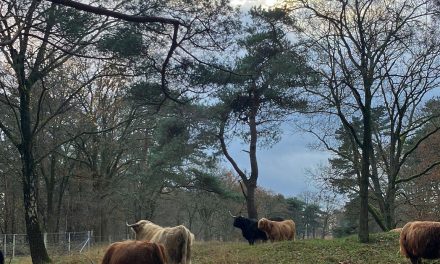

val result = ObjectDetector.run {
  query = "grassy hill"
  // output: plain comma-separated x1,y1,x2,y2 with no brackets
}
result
192,232,414,264
8,232,440,263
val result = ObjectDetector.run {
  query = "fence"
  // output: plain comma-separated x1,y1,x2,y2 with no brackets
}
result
0,231,130,259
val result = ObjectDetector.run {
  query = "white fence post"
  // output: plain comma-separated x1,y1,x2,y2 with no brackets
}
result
3,235,6,258
87,231,90,250
12,234,15,259
44,233,47,248
68,232,71,254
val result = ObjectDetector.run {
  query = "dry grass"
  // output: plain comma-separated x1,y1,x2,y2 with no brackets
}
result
8,232,440,264
6,246,107,264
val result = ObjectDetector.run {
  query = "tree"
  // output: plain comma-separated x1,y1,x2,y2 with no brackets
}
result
67,72,139,241
0,1,112,261
398,99,440,221
0,131,23,234
286,197,306,238
291,0,440,242
196,7,314,219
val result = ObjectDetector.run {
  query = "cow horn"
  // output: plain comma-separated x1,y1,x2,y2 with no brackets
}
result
228,210,237,218
126,221,138,227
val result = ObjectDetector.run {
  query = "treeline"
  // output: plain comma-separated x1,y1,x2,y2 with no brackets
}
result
0,143,334,242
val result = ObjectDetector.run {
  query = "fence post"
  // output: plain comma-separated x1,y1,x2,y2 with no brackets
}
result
68,232,71,254
87,231,91,250
44,233,47,248
3,235,6,258
108,235,112,244
12,234,15,259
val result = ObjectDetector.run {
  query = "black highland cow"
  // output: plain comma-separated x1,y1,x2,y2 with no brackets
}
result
233,215,268,245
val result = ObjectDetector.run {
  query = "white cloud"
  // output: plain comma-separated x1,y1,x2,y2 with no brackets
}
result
230,0,280,10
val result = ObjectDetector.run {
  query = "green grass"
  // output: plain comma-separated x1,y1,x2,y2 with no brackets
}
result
193,232,440,264
8,232,440,263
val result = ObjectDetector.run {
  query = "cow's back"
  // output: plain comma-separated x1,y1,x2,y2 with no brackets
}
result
284,220,295,240
139,224,192,264
400,221,440,260
101,240,166,264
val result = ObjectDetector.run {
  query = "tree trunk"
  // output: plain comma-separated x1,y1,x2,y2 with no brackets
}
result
43,154,56,232
359,96,372,243
384,187,397,229
247,84,259,220
245,181,258,219
95,180,108,242
20,85,51,263
321,213,329,239
359,156,369,243
100,205,108,243
369,147,387,231
55,174,70,232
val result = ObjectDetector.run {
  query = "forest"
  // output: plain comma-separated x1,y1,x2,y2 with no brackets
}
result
0,0,440,263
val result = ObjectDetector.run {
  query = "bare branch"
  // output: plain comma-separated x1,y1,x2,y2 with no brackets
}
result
44,0,184,26
396,161,440,184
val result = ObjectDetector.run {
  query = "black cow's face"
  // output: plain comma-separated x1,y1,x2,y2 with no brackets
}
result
233,216,247,229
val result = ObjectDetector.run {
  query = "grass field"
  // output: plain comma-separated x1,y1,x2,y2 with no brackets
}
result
6,232,440,264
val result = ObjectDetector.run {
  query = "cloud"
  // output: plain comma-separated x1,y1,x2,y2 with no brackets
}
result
230,0,278,10
258,149,329,197
258,142,329,196
224,133,330,197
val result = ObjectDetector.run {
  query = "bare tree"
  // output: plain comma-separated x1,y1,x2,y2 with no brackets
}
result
291,0,440,242
0,0,116,261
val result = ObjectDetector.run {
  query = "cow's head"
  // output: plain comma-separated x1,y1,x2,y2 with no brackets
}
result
126,220,151,233
234,216,250,229
229,211,251,229
258,218,271,231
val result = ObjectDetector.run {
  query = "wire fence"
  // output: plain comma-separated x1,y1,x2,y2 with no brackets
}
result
0,231,131,259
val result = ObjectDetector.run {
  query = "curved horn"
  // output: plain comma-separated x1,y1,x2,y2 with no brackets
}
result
126,221,139,227
228,210,237,218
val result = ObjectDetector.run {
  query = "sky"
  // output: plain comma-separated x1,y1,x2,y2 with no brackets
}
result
227,129,331,198
230,0,280,9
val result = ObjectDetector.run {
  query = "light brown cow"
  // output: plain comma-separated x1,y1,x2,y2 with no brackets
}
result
400,221,440,264
101,240,167,264
258,218,295,242
127,220,194,264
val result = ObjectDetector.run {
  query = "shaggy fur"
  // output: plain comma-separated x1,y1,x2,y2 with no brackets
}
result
257,218,295,242
127,220,194,264
101,240,166,264
400,221,440,264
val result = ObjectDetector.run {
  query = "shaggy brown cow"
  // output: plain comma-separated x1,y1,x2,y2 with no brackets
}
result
127,220,194,264
400,221,440,264
101,240,166,264
257,218,295,242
